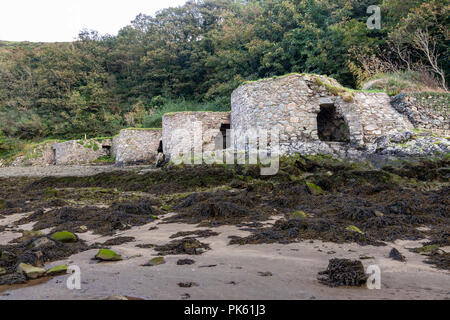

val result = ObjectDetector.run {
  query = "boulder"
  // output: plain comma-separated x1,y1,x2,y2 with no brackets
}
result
95,249,123,261
16,263,46,279
389,248,406,262
51,231,77,243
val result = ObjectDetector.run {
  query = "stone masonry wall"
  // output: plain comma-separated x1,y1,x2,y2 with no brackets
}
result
112,129,162,165
231,74,413,155
54,139,112,165
391,93,449,136
162,112,231,160
11,141,56,167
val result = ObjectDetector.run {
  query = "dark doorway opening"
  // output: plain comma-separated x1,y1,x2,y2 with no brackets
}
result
317,105,350,143
219,123,230,149
102,145,112,156
158,140,163,153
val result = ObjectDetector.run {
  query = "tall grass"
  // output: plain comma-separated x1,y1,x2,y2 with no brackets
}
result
362,71,444,95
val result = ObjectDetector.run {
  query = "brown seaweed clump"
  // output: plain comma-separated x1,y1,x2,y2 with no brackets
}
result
102,237,136,246
154,238,210,256
230,218,385,246
318,259,368,287
165,190,272,227
169,230,219,239
424,250,450,271
15,200,161,236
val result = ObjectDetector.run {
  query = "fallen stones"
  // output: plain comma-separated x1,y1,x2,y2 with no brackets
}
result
51,231,77,243
16,263,46,279
389,248,406,262
318,259,368,287
95,249,123,261
142,257,166,267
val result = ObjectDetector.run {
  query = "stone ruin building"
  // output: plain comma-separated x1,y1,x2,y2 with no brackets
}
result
162,111,231,161
111,128,162,165
231,74,414,157
6,73,448,168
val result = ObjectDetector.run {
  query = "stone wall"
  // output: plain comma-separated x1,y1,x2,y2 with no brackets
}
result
112,129,162,165
162,112,231,160
54,139,112,165
231,74,413,155
391,93,449,136
11,141,57,167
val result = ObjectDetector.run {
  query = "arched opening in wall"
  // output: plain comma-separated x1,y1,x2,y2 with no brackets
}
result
102,145,111,155
158,140,163,153
215,123,230,150
317,104,350,143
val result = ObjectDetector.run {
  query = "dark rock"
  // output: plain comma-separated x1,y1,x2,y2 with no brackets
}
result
177,259,195,265
389,248,407,262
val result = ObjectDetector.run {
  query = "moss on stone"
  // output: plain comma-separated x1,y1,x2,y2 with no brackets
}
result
95,249,123,261
163,111,230,116
346,225,364,234
290,211,307,218
45,264,68,276
51,231,77,243
306,182,324,195
121,127,162,131
0,199,6,209
143,257,166,266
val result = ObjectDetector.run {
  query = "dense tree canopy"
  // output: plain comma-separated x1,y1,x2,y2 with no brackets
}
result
0,0,448,146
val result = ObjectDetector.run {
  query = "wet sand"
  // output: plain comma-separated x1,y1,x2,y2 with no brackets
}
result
0,213,448,300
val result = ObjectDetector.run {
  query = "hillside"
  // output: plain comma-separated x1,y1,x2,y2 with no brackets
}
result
0,0,448,159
